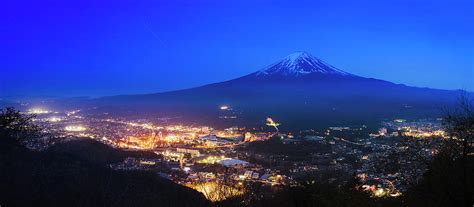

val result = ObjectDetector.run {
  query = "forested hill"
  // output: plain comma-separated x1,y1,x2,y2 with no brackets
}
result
0,136,211,207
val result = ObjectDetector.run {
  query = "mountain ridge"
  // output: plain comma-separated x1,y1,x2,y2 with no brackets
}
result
88,52,463,130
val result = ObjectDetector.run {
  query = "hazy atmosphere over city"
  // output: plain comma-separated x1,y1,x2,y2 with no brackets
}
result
0,1,473,207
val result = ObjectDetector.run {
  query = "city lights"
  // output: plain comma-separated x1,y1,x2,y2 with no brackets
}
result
196,156,230,164
66,110,80,116
266,117,280,132
27,108,51,114
187,181,244,202
64,125,87,132
47,117,62,122
26,107,446,203
220,105,229,110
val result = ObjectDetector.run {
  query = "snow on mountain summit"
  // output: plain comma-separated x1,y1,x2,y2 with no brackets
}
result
256,52,353,77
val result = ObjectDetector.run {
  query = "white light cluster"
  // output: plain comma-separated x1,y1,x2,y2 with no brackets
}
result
64,125,87,132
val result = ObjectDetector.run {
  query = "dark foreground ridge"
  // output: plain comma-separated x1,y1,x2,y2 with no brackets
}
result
0,137,210,207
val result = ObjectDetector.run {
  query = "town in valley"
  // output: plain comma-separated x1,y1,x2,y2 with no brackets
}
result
23,104,448,201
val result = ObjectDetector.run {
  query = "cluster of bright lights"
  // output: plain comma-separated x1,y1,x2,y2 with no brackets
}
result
139,160,156,165
124,135,157,149
219,105,229,110
27,108,50,114
215,130,241,138
126,122,156,130
47,117,62,122
266,117,280,131
164,134,178,142
373,188,387,197
369,187,401,198
361,181,401,198
197,155,229,164
160,150,184,161
64,125,87,132
183,166,191,173
66,110,80,116
187,181,244,202
401,127,446,138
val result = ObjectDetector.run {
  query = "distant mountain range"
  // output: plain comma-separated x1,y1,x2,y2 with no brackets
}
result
89,52,462,130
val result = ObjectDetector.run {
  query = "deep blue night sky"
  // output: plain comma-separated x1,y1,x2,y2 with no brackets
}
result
1,0,473,97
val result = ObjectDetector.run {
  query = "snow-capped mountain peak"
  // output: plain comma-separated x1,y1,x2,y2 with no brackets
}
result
256,51,353,77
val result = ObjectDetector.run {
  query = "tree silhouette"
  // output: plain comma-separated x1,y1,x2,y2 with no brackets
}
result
442,94,474,206
0,107,39,140
406,94,474,206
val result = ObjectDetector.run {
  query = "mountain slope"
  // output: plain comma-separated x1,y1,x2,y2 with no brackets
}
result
0,136,211,207
93,52,462,130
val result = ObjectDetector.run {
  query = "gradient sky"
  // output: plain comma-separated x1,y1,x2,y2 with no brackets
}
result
1,0,473,97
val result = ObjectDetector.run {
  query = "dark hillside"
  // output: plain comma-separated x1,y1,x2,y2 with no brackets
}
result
0,137,211,207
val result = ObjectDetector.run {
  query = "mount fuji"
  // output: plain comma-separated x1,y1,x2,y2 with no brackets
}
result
255,51,352,77
93,52,462,130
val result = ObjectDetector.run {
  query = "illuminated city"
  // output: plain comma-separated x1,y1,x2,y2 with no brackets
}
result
18,106,454,203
